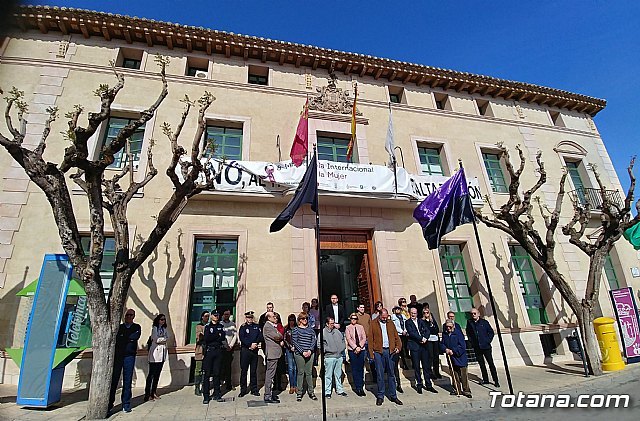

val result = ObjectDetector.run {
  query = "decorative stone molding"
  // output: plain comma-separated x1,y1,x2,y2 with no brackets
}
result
309,73,362,116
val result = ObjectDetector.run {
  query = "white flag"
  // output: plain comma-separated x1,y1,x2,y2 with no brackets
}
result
385,108,396,165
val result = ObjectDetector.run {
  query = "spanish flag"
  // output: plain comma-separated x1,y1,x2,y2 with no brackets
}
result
347,84,357,162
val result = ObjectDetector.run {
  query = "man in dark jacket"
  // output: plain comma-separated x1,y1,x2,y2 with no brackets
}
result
441,319,471,398
466,308,499,387
405,308,437,394
325,294,346,331
109,309,141,414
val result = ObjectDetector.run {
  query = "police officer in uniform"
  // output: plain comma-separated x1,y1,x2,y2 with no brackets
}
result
239,311,262,397
202,309,227,404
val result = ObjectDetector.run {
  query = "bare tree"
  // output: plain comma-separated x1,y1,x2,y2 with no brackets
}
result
476,144,639,376
0,56,219,419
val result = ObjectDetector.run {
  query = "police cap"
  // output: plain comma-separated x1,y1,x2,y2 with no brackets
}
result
244,311,255,317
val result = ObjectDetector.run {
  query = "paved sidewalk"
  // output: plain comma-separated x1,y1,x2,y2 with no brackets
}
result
1,361,638,420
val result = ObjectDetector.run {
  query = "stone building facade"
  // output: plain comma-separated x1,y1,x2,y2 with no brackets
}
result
0,6,637,388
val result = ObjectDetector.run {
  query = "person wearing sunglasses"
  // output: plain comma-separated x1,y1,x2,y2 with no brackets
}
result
345,312,367,396
145,314,169,402
109,309,141,414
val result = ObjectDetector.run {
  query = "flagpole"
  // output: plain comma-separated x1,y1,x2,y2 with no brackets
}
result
459,160,514,395
314,144,328,421
389,102,398,197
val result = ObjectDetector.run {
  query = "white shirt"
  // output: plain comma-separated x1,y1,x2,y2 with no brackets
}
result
332,304,339,322
380,321,389,348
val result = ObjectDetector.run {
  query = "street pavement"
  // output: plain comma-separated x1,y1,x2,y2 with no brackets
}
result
1,361,639,420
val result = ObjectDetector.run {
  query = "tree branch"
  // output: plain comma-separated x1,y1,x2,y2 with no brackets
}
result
34,106,59,158
99,56,169,169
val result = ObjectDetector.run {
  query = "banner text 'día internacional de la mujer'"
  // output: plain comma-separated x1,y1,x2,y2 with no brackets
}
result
180,157,484,205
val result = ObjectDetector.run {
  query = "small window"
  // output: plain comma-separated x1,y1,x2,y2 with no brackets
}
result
388,86,404,104
186,57,209,78
79,236,115,297
186,239,239,343
117,48,143,70
476,99,493,117
248,65,269,86
549,110,565,127
317,135,354,163
122,58,141,70
482,152,508,193
204,124,243,160
418,146,444,175
434,93,450,110
102,117,145,169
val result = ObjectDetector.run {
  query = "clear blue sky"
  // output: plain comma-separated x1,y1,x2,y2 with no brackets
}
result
29,1,640,192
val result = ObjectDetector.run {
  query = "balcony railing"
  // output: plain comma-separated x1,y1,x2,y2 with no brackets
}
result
568,187,623,210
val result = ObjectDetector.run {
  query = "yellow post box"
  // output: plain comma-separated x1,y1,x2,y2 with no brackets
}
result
593,317,625,371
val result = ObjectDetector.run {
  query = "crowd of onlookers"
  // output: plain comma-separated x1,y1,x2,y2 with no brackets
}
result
107,295,500,414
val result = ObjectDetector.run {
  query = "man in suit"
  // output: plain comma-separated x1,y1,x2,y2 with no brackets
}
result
325,294,346,331
262,311,284,404
466,308,499,387
406,308,438,394
368,309,403,406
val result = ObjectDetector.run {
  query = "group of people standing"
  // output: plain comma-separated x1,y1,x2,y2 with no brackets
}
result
107,294,501,414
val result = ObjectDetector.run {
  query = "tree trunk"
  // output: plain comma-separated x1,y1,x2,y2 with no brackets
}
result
85,321,117,419
578,304,604,376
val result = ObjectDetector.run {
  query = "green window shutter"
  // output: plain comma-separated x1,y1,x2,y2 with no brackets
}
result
205,126,243,160
187,239,239,344
79,236,116,297
439,244,473,326
418,147,444,175
317,136,354,163
482,153,508,193
509,245,548,324
604,254,620,290
566,161,587,205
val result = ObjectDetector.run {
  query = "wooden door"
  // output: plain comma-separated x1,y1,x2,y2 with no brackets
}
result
357,254,372,314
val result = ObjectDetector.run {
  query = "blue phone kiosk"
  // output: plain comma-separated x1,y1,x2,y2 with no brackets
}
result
9,254,91,407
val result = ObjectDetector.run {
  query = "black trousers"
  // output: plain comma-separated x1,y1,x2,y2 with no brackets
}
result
427,341,441,378
475,347,498,383
202,348,223,399
410,346,432,387
145,361,164,397
221,349,234,389
240,347,259,393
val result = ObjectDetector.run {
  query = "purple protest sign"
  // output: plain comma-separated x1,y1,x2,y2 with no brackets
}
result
610,287,640,363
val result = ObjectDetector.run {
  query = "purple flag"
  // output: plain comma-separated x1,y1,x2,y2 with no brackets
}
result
413,168,474,249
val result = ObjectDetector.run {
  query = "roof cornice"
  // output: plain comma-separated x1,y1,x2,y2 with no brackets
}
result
11,5,606,116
